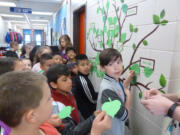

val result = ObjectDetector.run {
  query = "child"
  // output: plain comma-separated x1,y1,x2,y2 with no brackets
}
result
97,48,134,135
0,71,60,135
4,41,19,58
21,58,32,70
32,46,52,72
0,57,25,75
46,64,80,124
72,54,98,120
52,53,63,64
58,35,72,63
65,47,76,64
39,53,54,74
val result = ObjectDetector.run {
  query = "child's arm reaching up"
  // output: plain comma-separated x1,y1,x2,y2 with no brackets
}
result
123,70,135,89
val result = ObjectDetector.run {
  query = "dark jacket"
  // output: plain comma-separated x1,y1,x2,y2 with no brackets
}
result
72,72,98,119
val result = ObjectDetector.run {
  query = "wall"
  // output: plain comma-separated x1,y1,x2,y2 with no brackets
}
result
85,0,180,135
0,16,10,47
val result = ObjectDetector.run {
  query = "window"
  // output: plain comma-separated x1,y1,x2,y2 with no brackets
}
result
36,34,41,45
25,35,31,44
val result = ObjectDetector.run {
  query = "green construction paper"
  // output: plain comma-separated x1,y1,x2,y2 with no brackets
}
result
102,98,122,118
113,17,118,24
139,91,143,99
106,1,110,9
58,106,74,119
153,14,160,24
130,64,140,74
108,17,113,25
144,67,153,78
132,43,136,50
120,33,126,43
161,20,168,26
159,74,166,87
129,24,133,32
122,4,128,13
143,40,148,46
160,9,165,19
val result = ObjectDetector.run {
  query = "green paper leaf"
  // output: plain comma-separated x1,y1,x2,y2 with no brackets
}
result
161,20,168,26
102,98,122,118
93,27,96,33
153,15,160,24
115,25,119,33
58,106,74,119
143,40,148,46
131,76,137,85
120,33,126,43
108,17,113,25
160,90,166,94
91,63,97,73
111,30,115,37
159,74,166,87
129,24,133,32
104,26,107,33
144,67,153,78
132,43,136,50
99,42,103,48
107,30,111,37
134,28,138,33
100,30,103,36
103,16,106,23
113,17,118,24
139,91,143,99
120,0,124,3
130,64,140,74
107,39,112,47
160,9,165,19
97,7,100,14
102,7,105,14
95,53,100,65
106,1,110,9
122,4,128,13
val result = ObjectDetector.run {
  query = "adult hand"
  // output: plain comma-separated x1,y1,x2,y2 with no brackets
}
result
91,111,111,135
141,95,173,116
144,88,163,99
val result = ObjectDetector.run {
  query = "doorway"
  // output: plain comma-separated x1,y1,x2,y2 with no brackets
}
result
73,5,86,54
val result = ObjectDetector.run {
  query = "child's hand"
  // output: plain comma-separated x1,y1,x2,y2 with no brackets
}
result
94,110,101,117
48,114,62,127
144,88,163,99
124,88,131,97
123,70,135,89
91,111,111,135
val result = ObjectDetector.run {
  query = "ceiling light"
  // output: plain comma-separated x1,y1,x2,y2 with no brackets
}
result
10,20,27,23
0,2,16,7
31,19,49,22
0,14,23,18
32,12,53,16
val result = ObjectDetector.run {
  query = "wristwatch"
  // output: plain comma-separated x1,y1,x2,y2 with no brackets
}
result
167,102,178,118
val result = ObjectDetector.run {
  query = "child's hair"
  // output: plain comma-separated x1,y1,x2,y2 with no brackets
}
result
59,34,72,50
0,71,46,127
40,53,53,66
46,64,70,84
65,47,76,54
33,46,52,65
99,48,122,67
0,57,19,75
75,54,88,64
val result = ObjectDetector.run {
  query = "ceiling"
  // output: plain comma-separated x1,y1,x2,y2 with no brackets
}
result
0,0,64,29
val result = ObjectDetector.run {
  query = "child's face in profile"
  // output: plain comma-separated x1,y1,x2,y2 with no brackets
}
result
77,59,91,75
41,59,54,72
55,75,72,93
66,50,76,61
53,55,63,64
22,59,32,70
34,82,53,124
14,61,25,71
101,57,123,81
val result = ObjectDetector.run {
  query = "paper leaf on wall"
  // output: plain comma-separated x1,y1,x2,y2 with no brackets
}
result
134,28,138,33
106,1,110,9
161,20,168,26
120,0,124,3
120,33,126,43
97,7,100,14
99,42,103,48
143,40,148,46
103,16,106,23
131,76,137,85
139,91,143,99
130,64,140,74
129,24,134,32
153,15,160,24
160,90,166,94
108,17,113,25
122,4,128,13
159,74,166,87
144,67,153,78
160,9,165,19
107,39,112,47
132,43,136,50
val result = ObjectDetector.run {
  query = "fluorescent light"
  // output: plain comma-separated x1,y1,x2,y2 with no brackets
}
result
32,12,53,15
0,2,16,7
0,14,23,18
31,19,49,22
10,20,27,23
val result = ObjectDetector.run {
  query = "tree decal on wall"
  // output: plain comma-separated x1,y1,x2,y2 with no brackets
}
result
87,0,168,97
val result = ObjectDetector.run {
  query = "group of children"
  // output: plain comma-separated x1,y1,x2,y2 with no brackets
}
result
0,34,134,135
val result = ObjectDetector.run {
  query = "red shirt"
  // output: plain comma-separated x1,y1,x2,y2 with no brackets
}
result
51,90,80,123
40,122,59,135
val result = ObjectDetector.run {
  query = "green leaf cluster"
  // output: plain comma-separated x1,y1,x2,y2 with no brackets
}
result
153,9,168,26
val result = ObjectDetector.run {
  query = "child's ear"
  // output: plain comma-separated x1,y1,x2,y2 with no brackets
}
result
24,109,37,123
50,82,57,89
100,66,105,72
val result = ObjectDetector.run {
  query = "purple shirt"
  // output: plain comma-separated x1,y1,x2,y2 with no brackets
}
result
0,121,11,135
